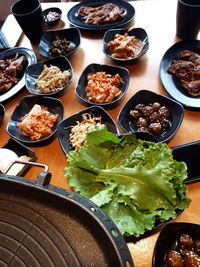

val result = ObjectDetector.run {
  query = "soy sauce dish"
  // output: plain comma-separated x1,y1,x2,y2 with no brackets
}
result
43,7,62,26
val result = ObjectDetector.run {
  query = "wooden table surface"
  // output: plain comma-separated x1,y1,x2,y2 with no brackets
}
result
1,1,200,266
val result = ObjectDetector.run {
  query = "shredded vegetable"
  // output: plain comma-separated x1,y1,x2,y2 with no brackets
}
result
69,113,105,150
36,65,71,93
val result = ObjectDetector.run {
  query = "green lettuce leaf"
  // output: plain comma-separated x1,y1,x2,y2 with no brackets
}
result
64,127,191,237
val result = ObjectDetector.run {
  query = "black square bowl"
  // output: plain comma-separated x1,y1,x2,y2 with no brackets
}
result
6,95,64,146
152,222,200,267
57,106,118,154
39,27,81,58
103,27,149,63
117,89,184,143
75,63,130,109
25,56,73,97
172,139,200,185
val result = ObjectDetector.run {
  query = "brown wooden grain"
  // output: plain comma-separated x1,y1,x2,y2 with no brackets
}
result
1,1,200,266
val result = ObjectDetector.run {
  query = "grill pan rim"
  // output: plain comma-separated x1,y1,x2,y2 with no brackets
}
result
0,174,134,267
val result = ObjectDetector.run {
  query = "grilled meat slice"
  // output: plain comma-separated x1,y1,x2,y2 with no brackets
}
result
0,54,25,93
168,60,194,74
168,60,194,82
167,49,200,97
180,49,200,65
78,3,125,25
181,80,200,96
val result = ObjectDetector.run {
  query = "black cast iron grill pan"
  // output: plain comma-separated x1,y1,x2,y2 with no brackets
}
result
0,162,134,267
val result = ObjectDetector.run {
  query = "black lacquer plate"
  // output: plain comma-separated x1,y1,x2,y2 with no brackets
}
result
0,47,37,103
7,95,64,146
67,0,135,31
160,40,200,110
57,106,118,154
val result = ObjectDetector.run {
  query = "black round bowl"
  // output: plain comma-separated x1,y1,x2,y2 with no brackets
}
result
43,7,62,26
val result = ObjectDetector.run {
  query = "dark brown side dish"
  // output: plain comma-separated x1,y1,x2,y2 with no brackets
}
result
163,233,200,267
0,53,26,93
49,37,75,57
167,50,200,97
78,3,125,25
129,102,171,137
